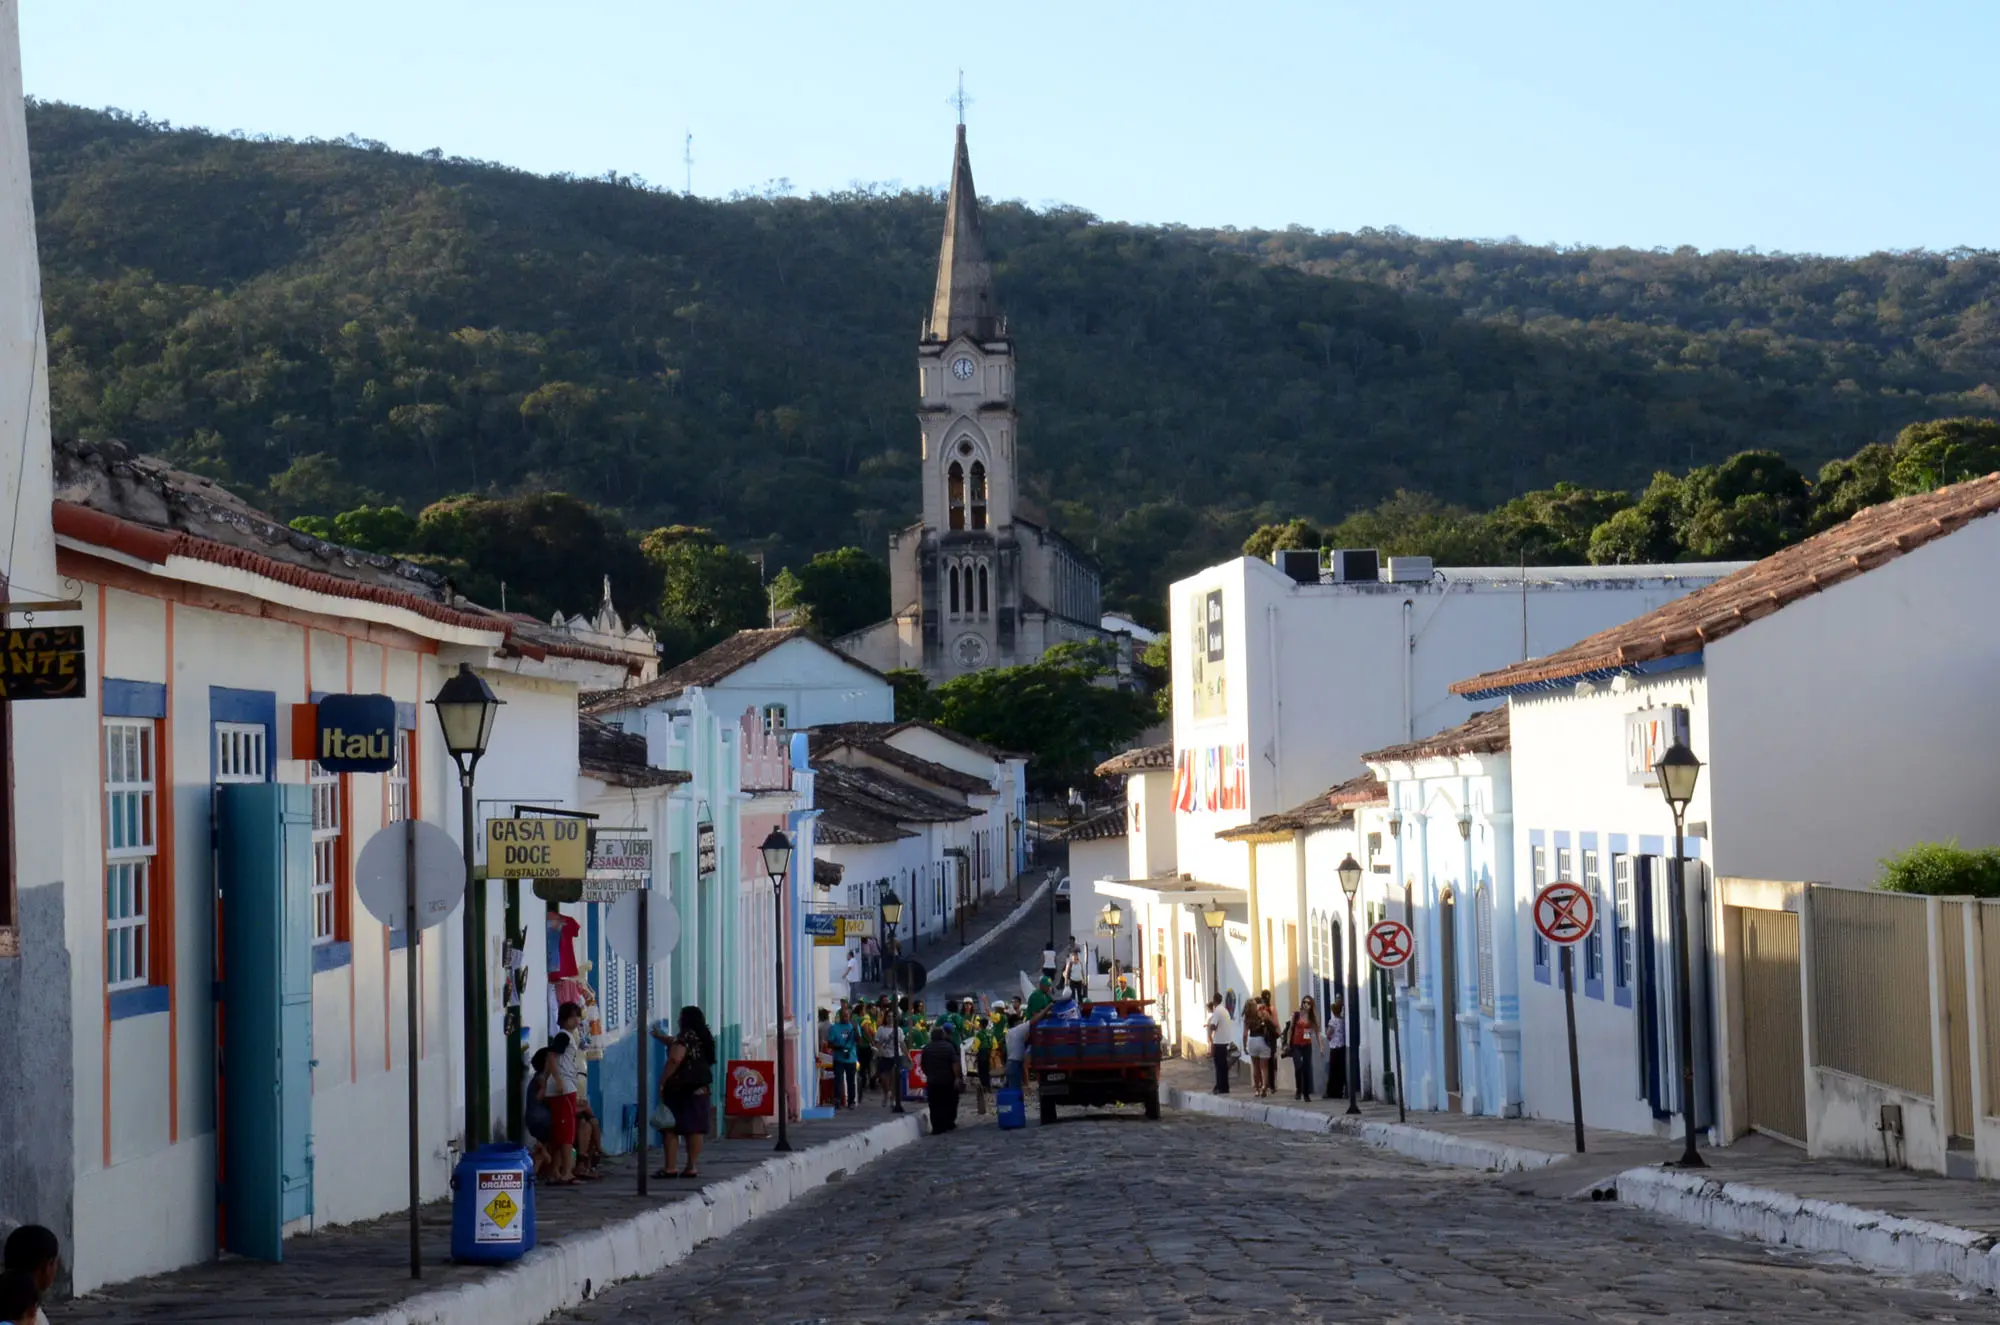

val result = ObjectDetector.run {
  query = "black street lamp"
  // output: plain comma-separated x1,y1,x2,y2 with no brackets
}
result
1202,903,1225,997
1337,852,1364,1116
881,888,906,1114
430,662,502,1149
760,827,796,1152
1656,741,1705,1169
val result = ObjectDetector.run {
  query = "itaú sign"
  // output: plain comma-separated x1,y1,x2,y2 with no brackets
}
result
310,694,398,773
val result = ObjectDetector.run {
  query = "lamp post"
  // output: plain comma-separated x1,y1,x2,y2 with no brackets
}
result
1202,903,1225,998
760,827,796,1153
1337,853,1363,1116
881,888,906,1114
1102,900,1123,969
1656,741,1705,1169
430,662,503,1149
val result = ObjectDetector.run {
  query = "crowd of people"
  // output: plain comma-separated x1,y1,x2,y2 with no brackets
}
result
818,989,1048,1134
1205,988,1348,1100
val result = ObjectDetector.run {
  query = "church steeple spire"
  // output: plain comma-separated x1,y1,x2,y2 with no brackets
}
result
927,124,1003,342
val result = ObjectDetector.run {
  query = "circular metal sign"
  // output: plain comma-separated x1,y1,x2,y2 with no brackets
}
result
1365,919,1414,969
1533,881,1598,947
604,887,682,961
355,819,466,933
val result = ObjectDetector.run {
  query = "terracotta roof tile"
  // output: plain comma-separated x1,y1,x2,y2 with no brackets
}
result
1326,772,1389,807
582,628,817,714
806,730,993,796
1218,775,1380,841
1096,743,1173,777
1055,807,1127,842
1453,474,2000,698
1361,709,1510,764
578,717,691,788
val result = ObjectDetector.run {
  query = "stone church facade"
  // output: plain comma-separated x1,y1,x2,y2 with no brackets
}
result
836,125,1122,684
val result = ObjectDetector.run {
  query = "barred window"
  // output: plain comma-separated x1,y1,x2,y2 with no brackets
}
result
104,719,158,990
1613,854,1635,993
1531,845,1549,971
214,721,268,783
310,762,343,944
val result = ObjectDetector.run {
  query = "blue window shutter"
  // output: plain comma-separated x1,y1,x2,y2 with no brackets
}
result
219,781,315,1261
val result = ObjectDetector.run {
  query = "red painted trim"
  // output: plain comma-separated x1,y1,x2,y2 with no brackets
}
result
54,501,502,633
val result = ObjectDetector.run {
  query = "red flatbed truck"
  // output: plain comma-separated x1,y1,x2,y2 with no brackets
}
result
1028,1000,1164,1123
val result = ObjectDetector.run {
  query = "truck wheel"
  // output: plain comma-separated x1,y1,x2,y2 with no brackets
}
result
1144,1085,1161,1120
1040,1096,1058,1126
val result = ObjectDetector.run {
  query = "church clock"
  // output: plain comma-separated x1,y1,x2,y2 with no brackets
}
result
953,633,989,668
951,356,976,381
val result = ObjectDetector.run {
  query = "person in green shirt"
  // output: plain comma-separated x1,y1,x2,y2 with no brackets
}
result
906,1018,930,1051
1026,977,1054,1018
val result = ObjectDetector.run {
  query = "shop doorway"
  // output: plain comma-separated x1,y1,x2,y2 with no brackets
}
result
1440,885,1462,1112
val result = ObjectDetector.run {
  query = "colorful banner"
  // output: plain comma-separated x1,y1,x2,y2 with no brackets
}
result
724,1059,775,1117
1172,743,1249,814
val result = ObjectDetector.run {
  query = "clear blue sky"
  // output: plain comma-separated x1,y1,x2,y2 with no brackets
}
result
19,1,1996,255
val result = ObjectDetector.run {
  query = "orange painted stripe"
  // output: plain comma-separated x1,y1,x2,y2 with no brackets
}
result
98,587,111,1169
163,601,179,1143
346,638,357,1085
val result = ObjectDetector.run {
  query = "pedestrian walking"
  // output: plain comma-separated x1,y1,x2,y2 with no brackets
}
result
1004,1007,1034,1089
1326,995,1348,1099
828,1006,861,1108
921,1026,965,1132
862,934,881,982
874,1009,904,1107
650,1005,716,1179
1205,994,1232,1093
1244,994,1276,1097
1286,995,1319,1100
1041,942,1058,984
841,947,861,999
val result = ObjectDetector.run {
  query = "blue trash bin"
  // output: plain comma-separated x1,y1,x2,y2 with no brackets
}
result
450,1142,537,1264
996,1087,1026,1130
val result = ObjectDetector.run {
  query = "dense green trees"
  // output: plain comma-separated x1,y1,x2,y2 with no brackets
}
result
1244,419,2000,572
932,642,1155,793
770,547,888,640
29,102,2000,629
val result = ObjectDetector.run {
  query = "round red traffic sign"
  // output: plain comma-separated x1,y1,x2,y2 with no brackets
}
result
1533,881,1597,946
1365,919,1413,969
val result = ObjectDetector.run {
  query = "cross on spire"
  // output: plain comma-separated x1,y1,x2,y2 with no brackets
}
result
950,69,972,126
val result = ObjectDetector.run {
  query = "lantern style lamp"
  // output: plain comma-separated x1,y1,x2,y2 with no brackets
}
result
879,886,907,1114
430,662,503,1148
1336,853,1364,1115
1654,741,1704,1170
760,828,796,1151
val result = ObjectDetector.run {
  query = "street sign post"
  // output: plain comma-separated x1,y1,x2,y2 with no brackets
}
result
354,818,467,1279
1534,880,1598,1154
1365,919,1414,1123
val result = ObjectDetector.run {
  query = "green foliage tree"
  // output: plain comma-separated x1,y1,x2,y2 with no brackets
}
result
641,526,766,663
1877,841,2000,898
1138,634,1173,721
412,492,659,621
1242,518,1321,561
934,642,1154,794
885,668,939,723
1483,483,1633,563
786,547,889,639
1885,418,2000,496
1810,444,1895,532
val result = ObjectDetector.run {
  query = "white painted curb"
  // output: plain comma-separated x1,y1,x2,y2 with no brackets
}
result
1164,1085,1564,1173
1615,1167,2000,1294
346,1114,925,1325
925,879,1049,986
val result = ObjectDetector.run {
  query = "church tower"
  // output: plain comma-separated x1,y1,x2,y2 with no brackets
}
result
914,123,1019,675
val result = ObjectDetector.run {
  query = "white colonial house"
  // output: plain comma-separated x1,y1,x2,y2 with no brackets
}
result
1452,474,2000,1169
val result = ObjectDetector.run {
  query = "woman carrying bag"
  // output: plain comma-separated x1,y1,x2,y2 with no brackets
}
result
650,1004,716,1180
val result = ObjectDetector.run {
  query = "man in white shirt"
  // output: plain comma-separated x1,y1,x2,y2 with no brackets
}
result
1041,944,1058,984
841,948,860,999
1205,995,1233,1094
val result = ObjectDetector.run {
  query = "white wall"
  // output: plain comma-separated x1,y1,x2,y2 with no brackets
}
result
1069,835,1130,966
1168,556,1738,891
705,637,894,729
1126,770,1175,880
1705,515,2000,887
1508,674,1713,1137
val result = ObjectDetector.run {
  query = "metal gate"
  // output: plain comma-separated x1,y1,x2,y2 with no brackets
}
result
1740,908,1806,1145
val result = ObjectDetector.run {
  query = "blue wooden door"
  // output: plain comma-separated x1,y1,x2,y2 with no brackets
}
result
219,781,314,1261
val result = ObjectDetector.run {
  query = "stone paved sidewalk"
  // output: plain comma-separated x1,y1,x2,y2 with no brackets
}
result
850,867,1055,1001
60,1107,915,1324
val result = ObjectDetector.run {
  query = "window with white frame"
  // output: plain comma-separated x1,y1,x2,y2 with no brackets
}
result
104,718,157,991
1612,854,1635,993
388,728,413,822
309,762,342,944
1581,850,1603,983
761,704,787,736
1475,884,1496,1015
214,721,268,783
1532,845,1549,970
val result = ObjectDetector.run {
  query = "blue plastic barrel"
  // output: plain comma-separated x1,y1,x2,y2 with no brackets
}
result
996,1088,1026,1129
450,1142,537,1263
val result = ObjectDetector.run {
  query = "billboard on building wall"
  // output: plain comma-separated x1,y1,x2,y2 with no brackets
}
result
1172,743,1249,814
1188,588,1227,721
1624,705,1690,787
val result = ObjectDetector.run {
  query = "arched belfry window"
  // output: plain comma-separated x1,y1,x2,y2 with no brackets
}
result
948,558,961,615
970,462,989,531
977,564,990,615
947,462,966,531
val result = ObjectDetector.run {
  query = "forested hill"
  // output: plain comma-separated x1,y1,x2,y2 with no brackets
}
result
25,100,2000,613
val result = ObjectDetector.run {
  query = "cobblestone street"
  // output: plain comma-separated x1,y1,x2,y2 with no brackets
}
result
552,1112,1995,1324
